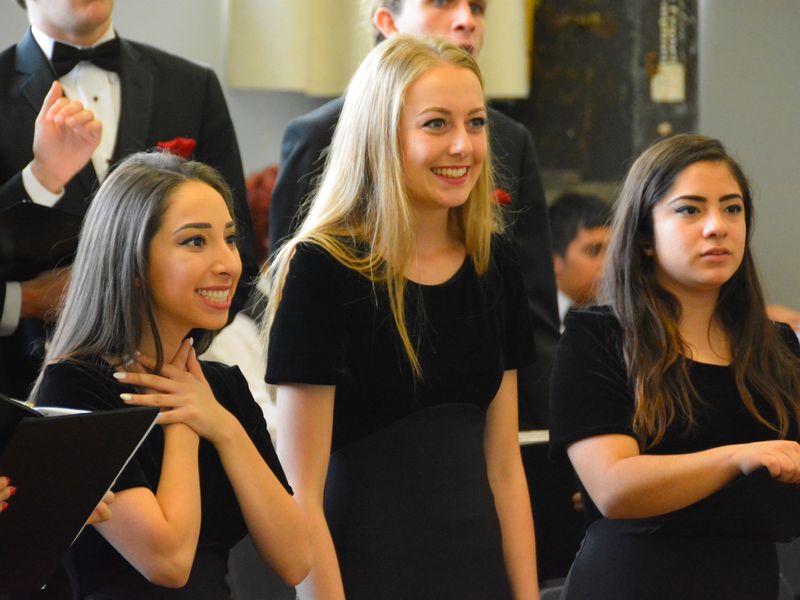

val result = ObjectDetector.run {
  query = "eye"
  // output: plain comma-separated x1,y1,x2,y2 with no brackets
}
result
724,203,744,215
585,243,604,257
468,116,487,130
432,0,451,7
180,235,206,248
470,1,487,15
225,233,239,246
423,118,447,130
675,205,700,216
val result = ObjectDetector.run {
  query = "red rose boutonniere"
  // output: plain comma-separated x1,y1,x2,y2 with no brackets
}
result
156,137,197,159
493,189,512,206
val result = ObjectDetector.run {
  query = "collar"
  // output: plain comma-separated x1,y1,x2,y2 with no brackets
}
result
30,23,117,61
557,290,574,325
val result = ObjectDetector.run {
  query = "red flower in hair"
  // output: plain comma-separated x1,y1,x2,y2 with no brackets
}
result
493,189,512,206
156,137,197,159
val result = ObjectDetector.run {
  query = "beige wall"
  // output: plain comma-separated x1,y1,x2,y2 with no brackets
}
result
698,0,800,306
3,0,799,304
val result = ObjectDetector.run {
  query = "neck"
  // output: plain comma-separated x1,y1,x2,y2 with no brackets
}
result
138,320,189,366
411,206,458,256
32,18,112,47
673,289,730,364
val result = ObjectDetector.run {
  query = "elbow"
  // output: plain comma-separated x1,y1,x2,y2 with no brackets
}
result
263,527,313,587
277,559,312,588
593,489,646,520
141,556,194,589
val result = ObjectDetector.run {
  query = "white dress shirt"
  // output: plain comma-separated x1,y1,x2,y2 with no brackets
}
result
557,290,574,334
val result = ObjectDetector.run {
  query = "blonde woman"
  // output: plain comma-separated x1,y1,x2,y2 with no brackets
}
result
263,36,538,600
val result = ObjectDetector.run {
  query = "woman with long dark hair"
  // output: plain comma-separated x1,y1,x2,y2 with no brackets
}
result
30,152,310,599
550,134,800,599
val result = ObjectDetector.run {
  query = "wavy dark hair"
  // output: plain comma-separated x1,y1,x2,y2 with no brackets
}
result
30,151,235,402
603,134,800,447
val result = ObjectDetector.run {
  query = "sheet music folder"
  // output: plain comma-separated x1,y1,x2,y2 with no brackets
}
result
0,201,83,281
0,393,159,592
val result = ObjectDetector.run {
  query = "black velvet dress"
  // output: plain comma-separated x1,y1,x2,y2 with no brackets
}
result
36,359,290,600
549,307,800,600
266,238,535,600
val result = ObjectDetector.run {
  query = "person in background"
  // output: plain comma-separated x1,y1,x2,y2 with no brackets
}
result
548,192,611,330
30,152,309,599
264,36,539,600
549,134,800,599
0,0,256,399
270,0,559,428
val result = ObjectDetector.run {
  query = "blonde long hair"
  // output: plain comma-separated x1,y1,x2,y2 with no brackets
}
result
262,35,500,376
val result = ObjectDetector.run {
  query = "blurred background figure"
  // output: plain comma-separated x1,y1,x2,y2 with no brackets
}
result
548,192,610,329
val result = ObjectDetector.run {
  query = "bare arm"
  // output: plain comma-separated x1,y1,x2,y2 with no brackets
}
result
484,370,539,599
196,351,311,586
93,340,203,587
276,383,345,600
568,433,800,519
94,423,201,588
120,347,311,586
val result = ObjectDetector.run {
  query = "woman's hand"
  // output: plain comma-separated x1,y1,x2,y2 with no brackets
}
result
87,490,115,525
0,476,16,513
114,339,234,445
729,439,800,484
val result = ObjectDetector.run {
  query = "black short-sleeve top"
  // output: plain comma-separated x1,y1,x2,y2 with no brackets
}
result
36,359,290,598
266,237,535,451
549,306,800,527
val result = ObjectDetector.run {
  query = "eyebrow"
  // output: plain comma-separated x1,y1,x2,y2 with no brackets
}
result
419,106,487,116
172,221,236,234
667,193,743,205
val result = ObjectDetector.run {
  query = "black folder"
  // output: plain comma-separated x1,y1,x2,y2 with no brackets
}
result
655,467,800,542
0,201,83,281
0,394,159,592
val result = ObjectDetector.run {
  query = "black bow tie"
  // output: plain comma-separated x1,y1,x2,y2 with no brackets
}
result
51,37,121,78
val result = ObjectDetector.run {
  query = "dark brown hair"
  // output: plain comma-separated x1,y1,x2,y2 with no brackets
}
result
603,134,800,447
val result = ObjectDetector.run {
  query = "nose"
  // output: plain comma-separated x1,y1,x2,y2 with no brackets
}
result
449,124,473,158
214,240,243,281
703,208,728,238
452,1,477,33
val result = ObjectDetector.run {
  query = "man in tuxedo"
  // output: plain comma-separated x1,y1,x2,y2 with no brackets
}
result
548,192,611,331
0,0,256,398
269,0,559,428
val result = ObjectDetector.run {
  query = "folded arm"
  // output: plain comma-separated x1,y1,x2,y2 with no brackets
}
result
568,433,800,519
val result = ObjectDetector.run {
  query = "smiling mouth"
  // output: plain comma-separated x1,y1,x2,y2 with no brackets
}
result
195,288,230,304
431,166,468,179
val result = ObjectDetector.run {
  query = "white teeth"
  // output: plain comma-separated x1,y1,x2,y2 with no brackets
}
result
196,289,228,303
432,167,467,178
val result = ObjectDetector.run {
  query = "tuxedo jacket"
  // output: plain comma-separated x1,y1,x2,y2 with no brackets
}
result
0,30,257,397
269,96,560,428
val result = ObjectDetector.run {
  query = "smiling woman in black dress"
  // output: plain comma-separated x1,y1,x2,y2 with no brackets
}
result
262,36,539,600
29,152,310,599
549,135,800,600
